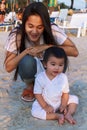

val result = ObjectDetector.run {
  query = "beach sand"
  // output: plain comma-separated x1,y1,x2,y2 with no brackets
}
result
0,32,87,130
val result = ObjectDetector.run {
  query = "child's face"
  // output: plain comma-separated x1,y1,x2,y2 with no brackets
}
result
45,56,64,79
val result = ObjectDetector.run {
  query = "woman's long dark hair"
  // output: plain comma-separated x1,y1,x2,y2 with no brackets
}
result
14,2,57,80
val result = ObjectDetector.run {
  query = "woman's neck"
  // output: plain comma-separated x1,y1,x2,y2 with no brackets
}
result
26,36,40,46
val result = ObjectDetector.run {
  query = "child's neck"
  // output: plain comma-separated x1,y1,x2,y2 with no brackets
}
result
45,71,56,80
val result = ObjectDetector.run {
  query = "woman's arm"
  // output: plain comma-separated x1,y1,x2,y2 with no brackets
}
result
4,47,37,72
5,50,27,72
58,38,79,57
51,24,79,57
28,39,79,57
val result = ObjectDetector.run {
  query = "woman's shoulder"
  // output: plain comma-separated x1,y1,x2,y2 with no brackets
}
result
10,26,21,35
8,26,22,42
5,26,21,53
51,23,67,45
51,23,60,31
51,23,67,35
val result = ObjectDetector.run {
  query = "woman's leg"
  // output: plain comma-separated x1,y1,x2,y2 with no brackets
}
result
64,95,79,124
18,55,37,101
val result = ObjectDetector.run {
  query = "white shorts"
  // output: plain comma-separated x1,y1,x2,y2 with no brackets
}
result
31,95,79,120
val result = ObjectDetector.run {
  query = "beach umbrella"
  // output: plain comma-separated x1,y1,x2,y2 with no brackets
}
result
48,0,58,7
70,0,74,9
6,3,8,8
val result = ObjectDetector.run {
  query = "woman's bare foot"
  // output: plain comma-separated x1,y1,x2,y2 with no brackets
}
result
65,113,76,124
58,114,65,125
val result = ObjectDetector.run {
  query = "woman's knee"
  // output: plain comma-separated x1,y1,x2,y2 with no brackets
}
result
18,55,37,80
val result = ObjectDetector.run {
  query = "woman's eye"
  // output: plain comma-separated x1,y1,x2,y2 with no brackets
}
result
37,26,43,30
28,25,33,28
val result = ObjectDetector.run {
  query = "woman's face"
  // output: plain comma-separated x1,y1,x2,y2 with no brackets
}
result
25,14,44,43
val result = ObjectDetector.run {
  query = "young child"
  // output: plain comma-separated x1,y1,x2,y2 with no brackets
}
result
31,46,79,125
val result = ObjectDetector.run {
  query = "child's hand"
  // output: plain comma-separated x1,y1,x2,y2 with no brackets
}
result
59,106,67,115
44,105,54,113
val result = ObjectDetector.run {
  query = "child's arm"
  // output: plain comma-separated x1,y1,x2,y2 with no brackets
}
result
35,94,54,113
59,93,69,114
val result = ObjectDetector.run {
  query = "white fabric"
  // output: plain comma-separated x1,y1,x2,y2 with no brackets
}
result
34,57,45,76
31,71,79,120
33,72,69,111
5,32,17,53
51,24,67,44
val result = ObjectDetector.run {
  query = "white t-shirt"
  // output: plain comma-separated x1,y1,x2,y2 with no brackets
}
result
34,71,69,110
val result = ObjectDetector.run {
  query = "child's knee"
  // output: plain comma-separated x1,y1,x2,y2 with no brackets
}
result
73,95,79,104
69,95,79,104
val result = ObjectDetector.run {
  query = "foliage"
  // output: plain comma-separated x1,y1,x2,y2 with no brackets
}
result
59,2,69,9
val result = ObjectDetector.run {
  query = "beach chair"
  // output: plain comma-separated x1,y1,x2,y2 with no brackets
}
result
0,23,14,32
50,11,59,23
57,13,87,37
58,9,68,21
15,20,22,27
50,9,68,23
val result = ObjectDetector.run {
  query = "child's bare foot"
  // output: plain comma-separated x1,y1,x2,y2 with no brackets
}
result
65,113,76,124
58,114,65,125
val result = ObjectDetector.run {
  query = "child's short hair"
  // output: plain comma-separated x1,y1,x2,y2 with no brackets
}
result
43,46,69,72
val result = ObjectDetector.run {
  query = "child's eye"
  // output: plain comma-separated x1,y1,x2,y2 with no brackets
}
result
59,64,64,66
51,63,55,66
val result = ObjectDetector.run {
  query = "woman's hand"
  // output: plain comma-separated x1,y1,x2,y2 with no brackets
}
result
26,47,43,58
25,44,53,57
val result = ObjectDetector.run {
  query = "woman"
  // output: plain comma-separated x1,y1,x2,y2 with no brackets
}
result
4,2,79,102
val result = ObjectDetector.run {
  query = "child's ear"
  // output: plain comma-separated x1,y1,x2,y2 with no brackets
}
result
43,62,47,69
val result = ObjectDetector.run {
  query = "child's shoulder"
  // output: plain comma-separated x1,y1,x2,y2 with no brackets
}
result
36,71,45,78
59,73,68,80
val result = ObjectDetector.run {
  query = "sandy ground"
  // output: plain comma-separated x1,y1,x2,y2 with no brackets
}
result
0,31,87,130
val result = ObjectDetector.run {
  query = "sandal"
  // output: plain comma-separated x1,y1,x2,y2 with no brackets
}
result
21,88,35,102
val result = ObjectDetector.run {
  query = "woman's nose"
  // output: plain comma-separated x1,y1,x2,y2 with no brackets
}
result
32,28,37,33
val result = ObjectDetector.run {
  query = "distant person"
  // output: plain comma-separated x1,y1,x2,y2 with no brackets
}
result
15,8,23,27
31,47,79,125
0,0,6,23
16,8,23,21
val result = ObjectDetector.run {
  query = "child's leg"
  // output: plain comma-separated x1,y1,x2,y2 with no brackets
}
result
32,103,64,125
46,113,64,125
65,95,79,124
65,103,77,124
